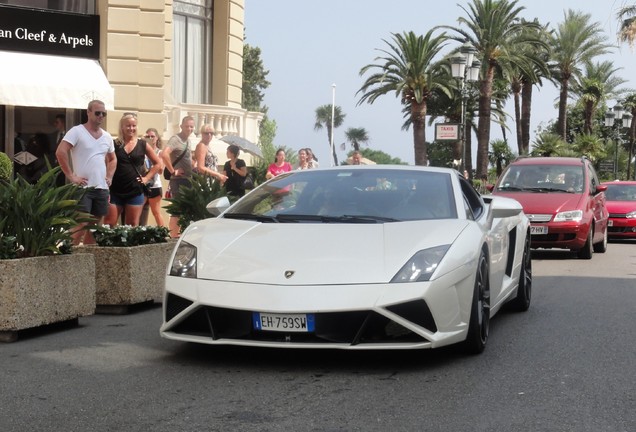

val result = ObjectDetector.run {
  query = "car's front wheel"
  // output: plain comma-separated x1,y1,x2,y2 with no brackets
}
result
510,233,532,312
577,228,593,259
463,251,490,354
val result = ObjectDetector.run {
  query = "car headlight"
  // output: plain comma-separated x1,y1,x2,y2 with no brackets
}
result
627,210,636,219
391,245,450,283
553,209,583,222
170,241,197,278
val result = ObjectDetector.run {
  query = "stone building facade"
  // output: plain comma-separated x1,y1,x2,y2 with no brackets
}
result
0,0,262,165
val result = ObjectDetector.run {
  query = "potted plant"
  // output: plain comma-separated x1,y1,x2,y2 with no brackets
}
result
163,173,228,233
82,224,173,314
0,152,11,183
0,167,95,342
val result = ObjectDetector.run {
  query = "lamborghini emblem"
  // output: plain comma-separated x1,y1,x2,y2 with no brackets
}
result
284,270,295,279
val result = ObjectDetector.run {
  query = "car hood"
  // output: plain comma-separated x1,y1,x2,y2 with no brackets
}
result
180,218,470,284
493,191,583,215
606,200,636,214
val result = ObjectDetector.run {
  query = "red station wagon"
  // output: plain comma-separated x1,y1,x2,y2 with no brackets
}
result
491,157,608,259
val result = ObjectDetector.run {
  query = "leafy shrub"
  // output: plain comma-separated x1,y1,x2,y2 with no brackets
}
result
163,173,228,233
91,224,170,247
0,152,11,183
0,217,18,259
0,167,86,259
0,235,18,259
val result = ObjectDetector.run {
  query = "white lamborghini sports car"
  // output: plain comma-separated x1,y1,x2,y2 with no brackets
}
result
160,166,531,354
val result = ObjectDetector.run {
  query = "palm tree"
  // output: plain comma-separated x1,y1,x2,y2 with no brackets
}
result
617,4,636,47
314,104,345,166
357,30,450,166
550,10,612,141
520,24,553,156
530,131,567,157
571,61,627,136
488,139,515,177
344,127,369,151
572,133,606,163
505,21,552,156
440,0,546,179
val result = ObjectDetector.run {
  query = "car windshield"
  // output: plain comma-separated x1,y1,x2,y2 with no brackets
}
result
224,169,458,223
496,164,584,193
604,184,636,201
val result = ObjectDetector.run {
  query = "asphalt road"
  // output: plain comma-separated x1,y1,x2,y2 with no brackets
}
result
1,241,635,432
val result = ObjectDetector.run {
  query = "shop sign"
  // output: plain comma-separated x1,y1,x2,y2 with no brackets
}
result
0,5,99,59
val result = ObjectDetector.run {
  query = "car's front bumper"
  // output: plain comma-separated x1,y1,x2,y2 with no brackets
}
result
528,221,589,250
160,265,476,350
607,217,636,238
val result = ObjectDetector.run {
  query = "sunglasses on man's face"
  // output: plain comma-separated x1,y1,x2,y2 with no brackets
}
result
93,111,107,117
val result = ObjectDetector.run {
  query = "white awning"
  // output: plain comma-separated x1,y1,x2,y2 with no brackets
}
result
0,51,114,110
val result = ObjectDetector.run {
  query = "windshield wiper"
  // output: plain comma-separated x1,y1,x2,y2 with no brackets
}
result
223,213,279,223
275,214,397,223
275,214,321,223
524,187,570,193
317,214,396,223
341,214,398,222
496,186,524,191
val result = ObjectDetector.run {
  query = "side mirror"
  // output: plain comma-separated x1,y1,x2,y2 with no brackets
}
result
595,184,607,194
206,196,231,216
490,195,524,218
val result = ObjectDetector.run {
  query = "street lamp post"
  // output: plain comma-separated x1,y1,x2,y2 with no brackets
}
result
330,84,336,167
605,103,633,180
450,41,480,175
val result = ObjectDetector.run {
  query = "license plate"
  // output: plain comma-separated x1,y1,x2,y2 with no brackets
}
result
530,225,548,235
252,312,315,332
608,220,613,227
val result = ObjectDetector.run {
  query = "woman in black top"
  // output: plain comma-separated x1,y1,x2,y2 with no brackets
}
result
223,144,248,197
106,113,162,226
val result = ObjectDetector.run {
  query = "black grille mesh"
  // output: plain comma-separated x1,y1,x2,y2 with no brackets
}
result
165,298,438,345
165,293,193,321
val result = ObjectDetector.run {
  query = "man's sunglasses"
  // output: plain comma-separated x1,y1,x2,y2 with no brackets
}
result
93,111,107,117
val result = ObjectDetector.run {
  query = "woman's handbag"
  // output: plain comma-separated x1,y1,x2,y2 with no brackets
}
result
141,181,153,196
163,167,172,181
243,173,255,190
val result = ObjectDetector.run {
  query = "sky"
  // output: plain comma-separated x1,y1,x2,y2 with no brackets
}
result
244,0,636,166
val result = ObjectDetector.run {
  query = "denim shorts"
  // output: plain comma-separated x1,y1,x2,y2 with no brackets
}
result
110,192,145,206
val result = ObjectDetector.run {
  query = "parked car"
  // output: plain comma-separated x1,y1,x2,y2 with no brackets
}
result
161,166,531,354
491,156,608,259
600,180,636,239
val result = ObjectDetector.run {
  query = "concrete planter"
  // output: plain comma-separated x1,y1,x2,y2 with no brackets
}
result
0,253,96,342
82,242,175,314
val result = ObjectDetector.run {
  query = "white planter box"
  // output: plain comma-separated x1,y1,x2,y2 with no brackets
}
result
82,242,175,314
0,253,96,342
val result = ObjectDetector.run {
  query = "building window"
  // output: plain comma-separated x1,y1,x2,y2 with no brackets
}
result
173,0,213,104
0,0,95,14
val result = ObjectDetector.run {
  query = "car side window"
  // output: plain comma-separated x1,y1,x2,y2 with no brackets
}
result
587,164,599,194
459,176,484,220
